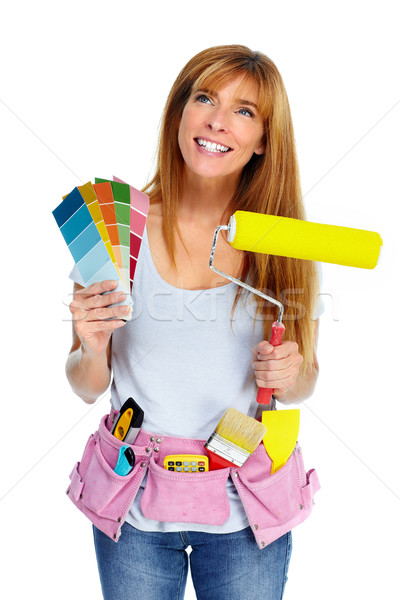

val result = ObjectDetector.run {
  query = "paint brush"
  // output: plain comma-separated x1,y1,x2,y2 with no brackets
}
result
205,408,267,470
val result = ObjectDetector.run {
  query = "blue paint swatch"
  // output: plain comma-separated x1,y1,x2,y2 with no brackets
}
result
68,221,102,264
77,240,111,281
59,204,93,246
53,187,83,227
52,187,133,314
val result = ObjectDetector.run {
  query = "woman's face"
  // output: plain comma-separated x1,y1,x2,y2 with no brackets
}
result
178,74,265,183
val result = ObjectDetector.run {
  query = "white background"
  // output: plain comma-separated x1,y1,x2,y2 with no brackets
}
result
1,1,399,598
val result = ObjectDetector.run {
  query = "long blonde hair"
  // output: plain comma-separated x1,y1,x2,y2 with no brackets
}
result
143,45,319,373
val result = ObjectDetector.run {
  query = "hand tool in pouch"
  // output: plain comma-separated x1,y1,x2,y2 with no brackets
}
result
261,409,300,474
114,446,135,476
209,210,383,405
205,408,266,470
112,398,144,444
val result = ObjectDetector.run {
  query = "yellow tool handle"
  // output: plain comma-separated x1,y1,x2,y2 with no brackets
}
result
112,408,133,441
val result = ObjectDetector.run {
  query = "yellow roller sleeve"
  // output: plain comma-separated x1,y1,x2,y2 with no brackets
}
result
228,211,382,269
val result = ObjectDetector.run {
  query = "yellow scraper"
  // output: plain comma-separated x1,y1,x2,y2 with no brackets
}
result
261,409,300,474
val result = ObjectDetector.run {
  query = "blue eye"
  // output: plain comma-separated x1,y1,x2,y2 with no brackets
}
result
238,107,254,117
194,93,212,104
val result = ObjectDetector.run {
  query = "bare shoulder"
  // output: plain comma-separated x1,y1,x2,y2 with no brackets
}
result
146,201,172,274
147,201,162,223
146,203,163,241
146,202,164,245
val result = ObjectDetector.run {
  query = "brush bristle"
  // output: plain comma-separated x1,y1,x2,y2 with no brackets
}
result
215,408,266,453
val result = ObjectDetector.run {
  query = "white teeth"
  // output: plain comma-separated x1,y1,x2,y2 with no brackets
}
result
196,138,230,153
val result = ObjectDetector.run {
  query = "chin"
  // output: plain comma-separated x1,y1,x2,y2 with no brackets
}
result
191,166,235,181
186,157,236,180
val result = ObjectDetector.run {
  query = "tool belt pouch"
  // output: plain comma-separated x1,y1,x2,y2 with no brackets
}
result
140,441,231,526
232,443,320,548
66,413,149,542
66,412,320,548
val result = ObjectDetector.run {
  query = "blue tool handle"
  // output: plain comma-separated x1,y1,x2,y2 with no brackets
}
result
114,446,135,476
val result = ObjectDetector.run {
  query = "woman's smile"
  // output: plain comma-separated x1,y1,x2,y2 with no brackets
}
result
194,137,232,154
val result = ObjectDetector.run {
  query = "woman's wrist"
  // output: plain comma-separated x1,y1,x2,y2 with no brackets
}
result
273,365,318,404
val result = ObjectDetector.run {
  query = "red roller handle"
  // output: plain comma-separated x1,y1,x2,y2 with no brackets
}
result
256,321,285,405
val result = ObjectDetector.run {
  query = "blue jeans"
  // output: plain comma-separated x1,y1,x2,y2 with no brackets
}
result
93,523,292,599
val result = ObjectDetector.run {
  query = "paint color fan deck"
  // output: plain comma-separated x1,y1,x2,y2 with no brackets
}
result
53,176,149,319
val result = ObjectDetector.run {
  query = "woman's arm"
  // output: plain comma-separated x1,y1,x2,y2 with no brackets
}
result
252,319,320,405
66,280,130,404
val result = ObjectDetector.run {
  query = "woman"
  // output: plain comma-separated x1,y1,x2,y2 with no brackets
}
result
67,45,321,600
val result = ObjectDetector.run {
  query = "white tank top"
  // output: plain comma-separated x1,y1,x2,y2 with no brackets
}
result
70,226,324,533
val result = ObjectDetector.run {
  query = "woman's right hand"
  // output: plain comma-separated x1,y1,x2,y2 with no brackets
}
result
69,280,131,357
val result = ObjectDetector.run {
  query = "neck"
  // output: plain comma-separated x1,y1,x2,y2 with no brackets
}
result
179,167,240,226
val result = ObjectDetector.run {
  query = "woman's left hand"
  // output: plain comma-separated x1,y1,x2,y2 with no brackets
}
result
252,340,303,397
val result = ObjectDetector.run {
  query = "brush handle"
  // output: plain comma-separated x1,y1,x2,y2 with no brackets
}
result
256,321,285,405
205,449,235,471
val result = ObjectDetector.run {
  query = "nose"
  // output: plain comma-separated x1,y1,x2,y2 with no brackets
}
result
206,106,229,132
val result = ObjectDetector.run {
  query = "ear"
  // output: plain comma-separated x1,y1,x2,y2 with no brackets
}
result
254,143,265,155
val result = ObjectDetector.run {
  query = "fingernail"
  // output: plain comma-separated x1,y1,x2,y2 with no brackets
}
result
118,293,126,301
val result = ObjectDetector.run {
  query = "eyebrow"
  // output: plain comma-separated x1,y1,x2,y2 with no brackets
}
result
236,98,258,110
194,88,259,111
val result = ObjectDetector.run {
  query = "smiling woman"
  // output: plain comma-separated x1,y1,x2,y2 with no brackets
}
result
178,77,265,181
145,45,319,374
66,44,321,600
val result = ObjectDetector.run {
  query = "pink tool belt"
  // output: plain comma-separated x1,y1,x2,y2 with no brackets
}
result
66,410,320,550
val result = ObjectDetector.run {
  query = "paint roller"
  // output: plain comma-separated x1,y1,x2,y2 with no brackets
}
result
209,210,383,405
